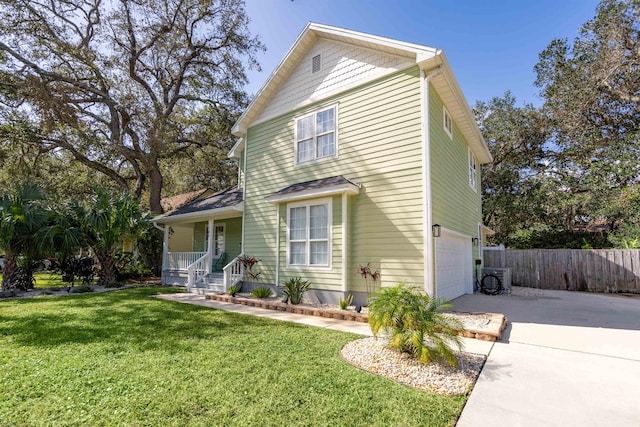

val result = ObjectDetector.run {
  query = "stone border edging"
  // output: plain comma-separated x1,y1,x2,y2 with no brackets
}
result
205,293,507,341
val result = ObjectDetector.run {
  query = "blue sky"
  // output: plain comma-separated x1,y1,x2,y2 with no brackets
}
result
244,0,600,107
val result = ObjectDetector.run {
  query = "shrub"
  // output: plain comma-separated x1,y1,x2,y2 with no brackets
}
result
339,294,353,310
368,284,463,367
71,284,94,294
114,251,152,281
282,277,311,305
227,284,241,296
238,255,262,281
250,286,273,299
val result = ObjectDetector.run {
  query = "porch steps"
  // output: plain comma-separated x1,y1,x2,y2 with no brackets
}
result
192,272,225,293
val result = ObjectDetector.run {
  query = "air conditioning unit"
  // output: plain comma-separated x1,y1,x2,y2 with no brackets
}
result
482,267,512,293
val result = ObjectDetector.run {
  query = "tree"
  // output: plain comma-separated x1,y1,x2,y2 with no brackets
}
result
534,0,640,233
474,93,551,239
69,189,144,287
0,0,263,213
0,185,46,291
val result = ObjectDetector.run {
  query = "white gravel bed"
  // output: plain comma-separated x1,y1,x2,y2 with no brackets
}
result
341,337,486,395
443,312,491,330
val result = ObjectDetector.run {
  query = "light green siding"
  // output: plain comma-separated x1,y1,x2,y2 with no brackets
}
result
193,222,207,251
168,225,194,252
244,67,425,291
429,84,482,261
223,217,243,261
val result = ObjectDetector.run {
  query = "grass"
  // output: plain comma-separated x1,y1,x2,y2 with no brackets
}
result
0,287,466,426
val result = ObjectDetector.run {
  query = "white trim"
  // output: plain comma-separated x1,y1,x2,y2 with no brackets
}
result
341,192,347,292
285,197,333,270
468,147,478,191
161,226,169,283
293,104,338,166
153,203,243,224
275,206,280,287
228,138,244,159
443,106,453,139
265,183,359,204
422,68,440,298
207,219,214,272
241,140,247,252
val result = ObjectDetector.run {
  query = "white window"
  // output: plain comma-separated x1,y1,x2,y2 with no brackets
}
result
469,148,477,190
443,106,453,139
287,199,331,268
295,106,336,164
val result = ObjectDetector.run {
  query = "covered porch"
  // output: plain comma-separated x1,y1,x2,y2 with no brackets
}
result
153,186,245,292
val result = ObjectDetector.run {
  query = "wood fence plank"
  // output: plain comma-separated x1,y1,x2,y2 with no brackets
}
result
482,248,640,293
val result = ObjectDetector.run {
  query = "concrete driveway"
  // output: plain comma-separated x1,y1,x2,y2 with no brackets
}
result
453,289,640,427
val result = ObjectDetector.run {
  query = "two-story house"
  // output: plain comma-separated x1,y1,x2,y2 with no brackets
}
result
152,23,492,305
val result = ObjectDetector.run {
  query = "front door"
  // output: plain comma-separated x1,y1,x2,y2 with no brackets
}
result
214,224,225,256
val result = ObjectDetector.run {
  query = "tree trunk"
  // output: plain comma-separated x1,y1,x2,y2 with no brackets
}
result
96,251,118,287
148,162,164,214
1,253,18,291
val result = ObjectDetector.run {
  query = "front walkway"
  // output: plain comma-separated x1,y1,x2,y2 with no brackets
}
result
454,289,640,427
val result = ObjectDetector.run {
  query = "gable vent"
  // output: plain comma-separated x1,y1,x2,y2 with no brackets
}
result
312,54,321,73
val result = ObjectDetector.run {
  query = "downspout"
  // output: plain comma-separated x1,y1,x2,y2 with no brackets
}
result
421,66,442,298
153,221,169,284
275,205,280,287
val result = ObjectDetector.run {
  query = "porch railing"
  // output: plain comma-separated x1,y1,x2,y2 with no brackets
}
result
223,254,244,289
166,252,207,270
187,253,209,292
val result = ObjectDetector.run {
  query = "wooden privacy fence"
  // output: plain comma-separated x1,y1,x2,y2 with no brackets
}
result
483,249,640,293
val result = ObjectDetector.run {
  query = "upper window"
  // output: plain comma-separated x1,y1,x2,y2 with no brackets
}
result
443,106,453,139
287,200,331,268
295,106,336,164
469,148,477,190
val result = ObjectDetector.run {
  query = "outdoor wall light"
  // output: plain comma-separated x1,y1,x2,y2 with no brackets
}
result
472,237,479,246
432,224,441,237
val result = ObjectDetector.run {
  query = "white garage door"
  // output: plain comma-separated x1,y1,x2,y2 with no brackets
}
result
435,231,472,301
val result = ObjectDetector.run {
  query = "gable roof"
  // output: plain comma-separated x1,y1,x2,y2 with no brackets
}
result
231,22,492,164
265,175,361,203
160,188,214,212
153,186,243,223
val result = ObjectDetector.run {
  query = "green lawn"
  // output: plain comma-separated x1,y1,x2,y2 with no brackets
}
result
0,287,466,426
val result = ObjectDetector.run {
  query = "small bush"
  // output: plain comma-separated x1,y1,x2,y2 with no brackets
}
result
227,284,241,296
282,277,311,305
71,284,94,294
339,294,353,310
250,286,273,299
368,284,463,367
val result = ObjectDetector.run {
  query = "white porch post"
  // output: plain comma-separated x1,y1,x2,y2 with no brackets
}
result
207,219,214,273
162,226,169,284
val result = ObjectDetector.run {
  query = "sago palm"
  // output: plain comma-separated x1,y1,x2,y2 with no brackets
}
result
0,185,46,291
69,189,144,287
368,284,463,367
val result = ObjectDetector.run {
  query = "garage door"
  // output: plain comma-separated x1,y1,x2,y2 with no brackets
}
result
435,230,472,301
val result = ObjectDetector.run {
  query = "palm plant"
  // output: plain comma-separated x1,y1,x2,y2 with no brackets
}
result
0,185,46,291
368,284,463,367
68,189,144,287
38,206,86,286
